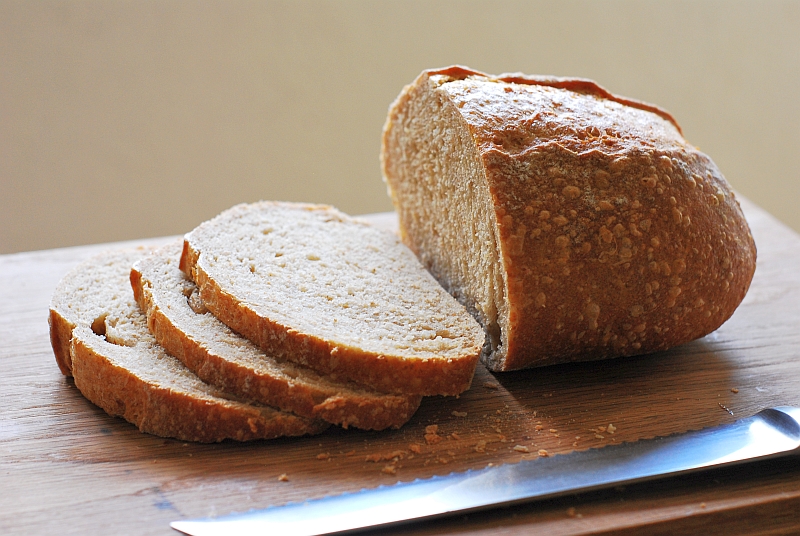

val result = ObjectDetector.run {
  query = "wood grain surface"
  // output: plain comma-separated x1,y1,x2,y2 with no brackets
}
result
2,197,800,535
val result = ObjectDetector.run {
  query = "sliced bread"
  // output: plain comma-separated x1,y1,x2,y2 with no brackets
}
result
49,249,328,442
180,202,485,396
131,242,422,430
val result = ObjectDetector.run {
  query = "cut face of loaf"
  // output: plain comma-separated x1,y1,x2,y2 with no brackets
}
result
382,66,757,371
131,242,422,430
49,249,328,442
180,201,485,396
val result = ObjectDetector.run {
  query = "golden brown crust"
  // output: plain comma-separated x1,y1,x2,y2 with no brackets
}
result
70,328,327,442
131,245,422,430
49,308,74,375
426,66,682,134
492,147,755,369
383,67,757,371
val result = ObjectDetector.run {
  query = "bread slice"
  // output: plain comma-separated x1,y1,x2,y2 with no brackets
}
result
180,202,485,396
131,242,422,430
49,249,328,442
382,66,757,371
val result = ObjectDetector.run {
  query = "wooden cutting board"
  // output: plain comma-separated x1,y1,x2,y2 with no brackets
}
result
2,197,800,535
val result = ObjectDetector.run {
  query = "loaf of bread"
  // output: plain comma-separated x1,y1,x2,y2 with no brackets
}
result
49,249,328,442
382,66,757,371
131,242,422,430
180,201,485,395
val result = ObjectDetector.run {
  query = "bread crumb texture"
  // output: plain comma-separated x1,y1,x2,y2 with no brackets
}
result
382,66,756,371
181,201,484,395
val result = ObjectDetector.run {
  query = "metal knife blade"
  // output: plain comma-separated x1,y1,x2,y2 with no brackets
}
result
171,406,800,536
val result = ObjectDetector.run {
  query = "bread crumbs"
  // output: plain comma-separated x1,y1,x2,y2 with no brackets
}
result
451,411,468,417
474,440,487,453
535,425,544,431
538,449,549,457
278,474,289,482
731,388,739,393
513,445,530,453
382,464,398,475
366,450,407,463
483,381,500,390
409,443,423,454
607,423,616,434
316,453,330,460
425,432,443,445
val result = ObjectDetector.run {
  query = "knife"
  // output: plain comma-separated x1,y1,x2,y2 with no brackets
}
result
171,406,800,536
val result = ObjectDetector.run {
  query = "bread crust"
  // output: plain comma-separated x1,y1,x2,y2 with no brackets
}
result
382,66,757,371
132,243,422,430
70,328,326,442
49,307,74,375
180,202,483,396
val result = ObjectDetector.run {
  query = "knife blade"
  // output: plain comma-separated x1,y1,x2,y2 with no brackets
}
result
171,406,800,536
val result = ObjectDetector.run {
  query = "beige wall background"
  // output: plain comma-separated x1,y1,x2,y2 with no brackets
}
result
2,0,799,254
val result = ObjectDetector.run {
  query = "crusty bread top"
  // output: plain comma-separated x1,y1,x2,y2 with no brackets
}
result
50,249,328,442
180,201,485,395
427,66,687,160
131,242,422,430
382,67,757,371
427,66,682,133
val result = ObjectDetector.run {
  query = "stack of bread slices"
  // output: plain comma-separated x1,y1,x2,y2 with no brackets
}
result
49,202,486,442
